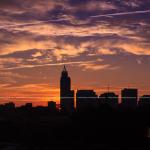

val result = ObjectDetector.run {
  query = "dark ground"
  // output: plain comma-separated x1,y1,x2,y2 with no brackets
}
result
0,105,149,150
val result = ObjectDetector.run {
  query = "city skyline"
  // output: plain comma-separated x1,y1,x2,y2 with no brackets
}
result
0,65,150,108
0,1,149,149
0,65,150,106
0,0,150,106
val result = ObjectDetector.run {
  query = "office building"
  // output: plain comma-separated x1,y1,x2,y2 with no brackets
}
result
99,92,118,108
121,88,138,108
76,90,98,110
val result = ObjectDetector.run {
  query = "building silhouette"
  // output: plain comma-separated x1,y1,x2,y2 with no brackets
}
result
60,66,74,113
138,95,150,108
4,102,15,110
48,101,56,111
76,90,98,110
121,88,138,108
99,92,118,108
24,103,32,109
0,102,15,111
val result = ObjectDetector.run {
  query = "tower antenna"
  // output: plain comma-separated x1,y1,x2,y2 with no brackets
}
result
63,65,67,71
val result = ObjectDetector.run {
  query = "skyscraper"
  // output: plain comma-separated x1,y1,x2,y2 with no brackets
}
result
60,66,74,113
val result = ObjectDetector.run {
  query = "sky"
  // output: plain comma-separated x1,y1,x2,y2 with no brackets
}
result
0,0,150,106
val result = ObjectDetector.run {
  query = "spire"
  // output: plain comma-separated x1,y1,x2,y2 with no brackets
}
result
61,65,68,77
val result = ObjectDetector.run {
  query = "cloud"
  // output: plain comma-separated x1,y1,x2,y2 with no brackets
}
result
76,58,113,71
122,0,142,8
0,32,57,55
0,82,60,104
1,9,150,29
0,0,63,15
79,63,110,71
32,51,43,57
0,71,26,79
91,9,150,18
98,48,117,55
0,0,149,59
53,42,90,60
0,71,27,85
0,57,23,63
86,1,117,11
0,60,97,70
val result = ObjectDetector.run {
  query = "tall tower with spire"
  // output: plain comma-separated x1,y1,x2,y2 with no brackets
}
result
60,66,74,113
